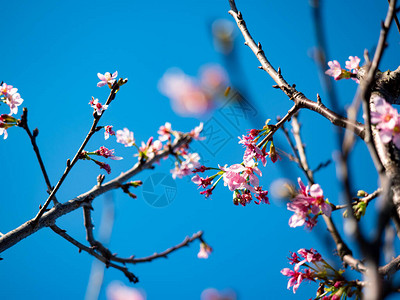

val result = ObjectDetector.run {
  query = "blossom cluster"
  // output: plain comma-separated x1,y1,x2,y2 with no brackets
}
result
325,56,360,83
165,122,204,178
0,82,24,139
191,125,278,204
287,178,331,229
158,65,228,117
79,146,122,174
370,96,400,149
281,248,361,298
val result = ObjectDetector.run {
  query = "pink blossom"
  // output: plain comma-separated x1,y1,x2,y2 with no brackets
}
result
139,137,163,159
371,96,398,131
171,153,201,179
287,178,330,228
200,187,214,198
6,91,23,115
116,128,135,147
287,197,311,228
106,281,145,300
0,83,14,97
89,97,108,116
171,162,192,179
158,122,172,141
345,56,360,72
198,242,212,259
97,71,118,88
189,122,205,140
95,146,123,160
239,134,267,166
183,152,201,169
94,160,111,174
295,248,322,270
220,164,247,191
1,83,23,115
104,125,115,140
191,174,213,188
254,186,269,204
325,60,343,80
281,267,315,293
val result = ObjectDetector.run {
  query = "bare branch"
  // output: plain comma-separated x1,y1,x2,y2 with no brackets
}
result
18,108,58,205
228,7,365,139
50,224,139,283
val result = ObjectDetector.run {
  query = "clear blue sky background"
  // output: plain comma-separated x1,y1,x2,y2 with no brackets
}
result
1,0,399,299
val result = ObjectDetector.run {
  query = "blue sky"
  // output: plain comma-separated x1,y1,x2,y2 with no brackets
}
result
1,0,400,299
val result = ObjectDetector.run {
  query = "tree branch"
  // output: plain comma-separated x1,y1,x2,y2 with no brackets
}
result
50,224,139,283
32,80,123,226
228,7,365,139
0,133,192,253
18,108,58,205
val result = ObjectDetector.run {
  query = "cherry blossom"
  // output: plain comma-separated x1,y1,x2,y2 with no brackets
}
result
89,97,108,116
345,56,360,72
370,96,400,148
138,137,163,160
97,71,118,88
95,146,123,160
287,178,331,229
116,128,135,147
198,242,212,259
189,122,205,140
325,60,343,80
104,125,115,140
158,122,173,141
191,174,213,189
1,83,24,115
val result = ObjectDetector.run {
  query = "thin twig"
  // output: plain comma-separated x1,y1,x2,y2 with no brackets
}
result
333,188,382,211
110,231,204,264
18,108,58,205
228,7,365,139
50,224,139,283
32,81,121,226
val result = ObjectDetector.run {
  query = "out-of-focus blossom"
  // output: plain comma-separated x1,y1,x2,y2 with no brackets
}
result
97,71,118,88
201,287,237,300
158,65,228,117
212,19,235,54
107,281,145,300
89,97,108,116
104,125,115,140
116,128,135,147
198,242,212,259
